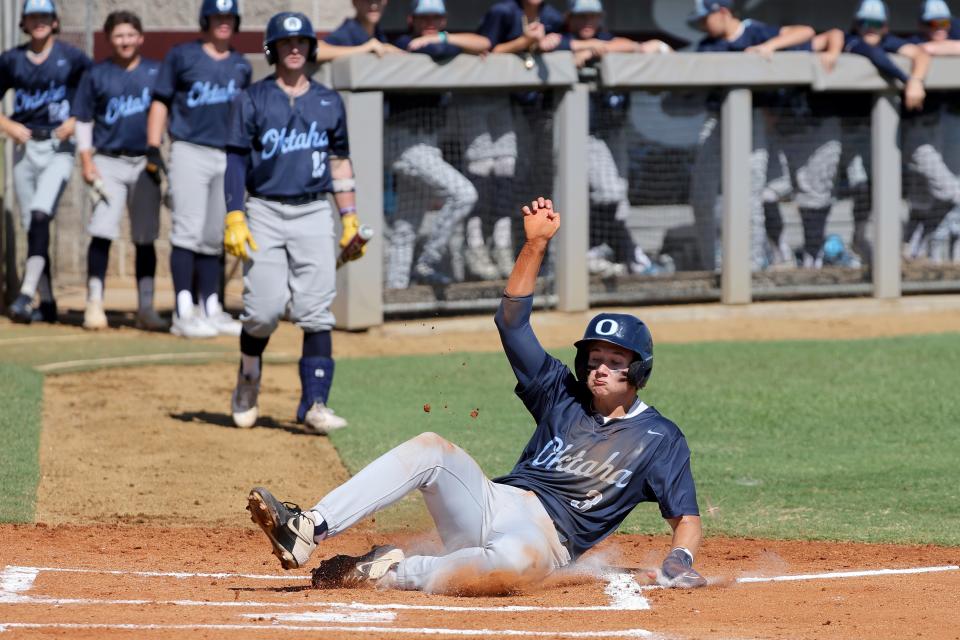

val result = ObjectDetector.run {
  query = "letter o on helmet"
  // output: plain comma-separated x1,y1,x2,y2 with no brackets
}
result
263,11,318,65
573,313,654,388
199,0,241,32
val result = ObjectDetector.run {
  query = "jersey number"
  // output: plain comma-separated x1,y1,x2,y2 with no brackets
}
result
570,490,602,512
312,151,327,179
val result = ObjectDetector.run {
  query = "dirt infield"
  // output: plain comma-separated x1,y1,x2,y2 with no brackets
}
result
1,526,958,639
3,295,959,638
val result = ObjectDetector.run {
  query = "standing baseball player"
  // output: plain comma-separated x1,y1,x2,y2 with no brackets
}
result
246,196,706,594
145,0,251,338
384,0,486,288
73,11,166,331
225,12,362,435
0,0,90,323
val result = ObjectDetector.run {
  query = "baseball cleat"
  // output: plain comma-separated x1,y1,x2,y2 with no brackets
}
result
170,314,218,339
83,300,108,330
491,246,515,279
412,262,453,287
247,487,317,570
231,368,260,429
464,246,500,281
302,402,348,435
33,300,58,324
135,308,170,332
204,305,242,337
8,294,34,324
311,545,404,589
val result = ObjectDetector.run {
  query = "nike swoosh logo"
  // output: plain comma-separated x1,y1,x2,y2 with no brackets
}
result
321,99,332,106
647,429,663,436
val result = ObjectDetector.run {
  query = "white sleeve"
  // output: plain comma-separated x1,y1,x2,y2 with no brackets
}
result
75,120,93,152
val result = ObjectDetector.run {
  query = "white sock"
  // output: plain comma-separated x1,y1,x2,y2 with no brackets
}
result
465,216,485,249
492,217,512,250
204,294,220,318
240,354,260,379
88,277,104,303
176,290,194,319
20,256,45,297
138,277,154,311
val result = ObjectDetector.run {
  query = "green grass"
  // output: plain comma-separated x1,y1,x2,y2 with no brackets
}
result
332,333,960,545
0,363,43,523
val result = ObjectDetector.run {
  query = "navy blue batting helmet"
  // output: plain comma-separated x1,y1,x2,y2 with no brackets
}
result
264,12,317,65
574,313,654,388
199,0,240,32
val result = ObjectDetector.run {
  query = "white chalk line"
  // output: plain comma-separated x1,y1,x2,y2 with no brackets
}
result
35,351,234,373
241,611,396,623
5,565,308,581
736,565,960,583
0,622,653,637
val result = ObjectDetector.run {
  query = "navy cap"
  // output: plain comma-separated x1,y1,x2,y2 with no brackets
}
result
411,0,446,15
686,0,733,27
22,0,56,16
920,0,953,21
855,0,889,22
569,0,604,14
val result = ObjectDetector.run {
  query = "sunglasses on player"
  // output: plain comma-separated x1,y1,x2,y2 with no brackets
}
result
858,19,887,30
928,18,952,30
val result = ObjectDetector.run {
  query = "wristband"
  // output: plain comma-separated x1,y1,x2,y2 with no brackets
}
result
438,31,448,43
332,177,356,193
338,205,357,216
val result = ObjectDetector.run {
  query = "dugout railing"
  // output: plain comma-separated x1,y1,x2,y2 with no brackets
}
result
321,52,960,327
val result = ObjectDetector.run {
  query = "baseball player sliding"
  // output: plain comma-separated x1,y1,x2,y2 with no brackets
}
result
73,10,166,332
145,0,251,339
224,12,363,435
247,196,706,594
1,0,90,324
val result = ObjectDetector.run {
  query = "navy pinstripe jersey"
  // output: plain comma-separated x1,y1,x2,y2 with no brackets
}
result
0,40,90,130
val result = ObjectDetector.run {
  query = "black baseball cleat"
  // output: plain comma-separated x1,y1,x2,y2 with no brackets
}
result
31,299,57,324
8,294,34,324
246,487,317,570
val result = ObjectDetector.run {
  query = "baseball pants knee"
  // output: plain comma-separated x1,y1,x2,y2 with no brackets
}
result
13,138,75,228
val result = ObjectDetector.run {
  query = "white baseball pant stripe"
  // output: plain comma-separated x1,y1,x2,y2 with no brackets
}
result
311,432,570,594
12,138,75,227
168,140,227,255
241,197,336,337
87,154,161,243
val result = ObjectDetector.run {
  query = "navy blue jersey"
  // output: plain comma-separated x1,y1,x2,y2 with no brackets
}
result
153,40,251,148
72,58,160,154
477,0,565,45
226,78,349,198
697,19,812,52
0,40,91,130
323,18,387,46
493,295,699,560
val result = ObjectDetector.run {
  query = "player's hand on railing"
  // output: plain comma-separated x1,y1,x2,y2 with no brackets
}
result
745,43,775,61
904,78,926,111
224,210,258,261
659,548,708,589
818,51,840,74
539,32,562,53
523,21,545,46
521,196,560,244
339,213,367,258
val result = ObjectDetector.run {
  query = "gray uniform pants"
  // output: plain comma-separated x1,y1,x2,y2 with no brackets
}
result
311,432,570,594
241,197,336,337
13,137,75,226
460,96,518,178
936,109,960,261
168,140,226,255
385,128,478,289
689,111,768,271
88,154,161,243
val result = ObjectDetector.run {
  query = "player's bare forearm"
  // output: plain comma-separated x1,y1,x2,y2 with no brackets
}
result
666,515,703,558
505,239,548,297
812,28,844,54
767,24,816,51
146,101,168,148
901,44,931,81
330,157,356,212
493,35,535,54
449,33,492,54
922,39,960,55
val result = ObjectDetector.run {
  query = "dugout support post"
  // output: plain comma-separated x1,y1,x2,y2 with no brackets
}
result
553,83,590,313
333,90,384,330
721,88,753,304
871,93,902,299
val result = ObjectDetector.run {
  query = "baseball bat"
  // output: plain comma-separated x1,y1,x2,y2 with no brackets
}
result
337,224,374,269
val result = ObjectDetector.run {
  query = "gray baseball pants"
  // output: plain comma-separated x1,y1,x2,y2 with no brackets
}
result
689,110,768,271
13,137,75,226
311,432,570,594
935,109,960,261
168,140,226,255
241,197,336,337
88,154,161,243
385,128,478,289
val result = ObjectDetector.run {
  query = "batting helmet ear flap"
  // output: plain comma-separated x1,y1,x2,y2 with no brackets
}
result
627,356,653,389
264,43,276,65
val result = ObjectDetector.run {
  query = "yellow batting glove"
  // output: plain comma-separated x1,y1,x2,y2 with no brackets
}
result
339,212,366,257
224,210,258,260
